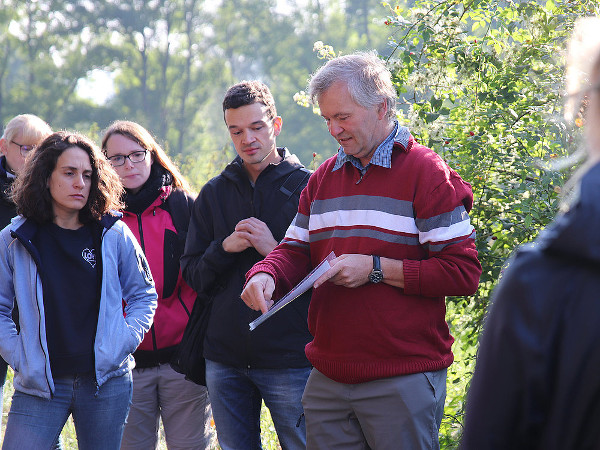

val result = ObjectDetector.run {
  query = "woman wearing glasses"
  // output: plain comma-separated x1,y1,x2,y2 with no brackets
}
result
0,113,52,431
102,121,213,449
0,131,157,448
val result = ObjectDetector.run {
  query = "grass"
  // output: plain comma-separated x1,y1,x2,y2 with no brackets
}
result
1,368,281,449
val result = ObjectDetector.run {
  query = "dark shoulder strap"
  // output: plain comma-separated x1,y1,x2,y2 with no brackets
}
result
260,168,310,227
278,168,311,202
162,189,193,240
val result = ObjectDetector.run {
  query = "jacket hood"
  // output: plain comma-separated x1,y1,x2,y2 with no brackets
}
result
221,147,303,184
536,161,600,264
10,212,123,241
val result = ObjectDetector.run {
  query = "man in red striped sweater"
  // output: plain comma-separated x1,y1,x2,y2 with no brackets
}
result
242,51,481,450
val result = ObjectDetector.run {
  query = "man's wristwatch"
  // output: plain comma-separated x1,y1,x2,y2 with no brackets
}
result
368,255,384,284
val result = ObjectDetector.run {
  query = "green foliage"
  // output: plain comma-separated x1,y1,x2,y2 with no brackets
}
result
0,0,394,182
178,142,236,192
380,0,598,446
3,1,600,448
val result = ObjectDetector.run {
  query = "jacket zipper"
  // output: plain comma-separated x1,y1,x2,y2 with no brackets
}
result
178,286,190,318
135,212,158,351
136,212,146,253
12,233,53,397
35,274,53,397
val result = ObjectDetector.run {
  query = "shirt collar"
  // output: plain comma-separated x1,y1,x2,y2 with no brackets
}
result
332,121,410,172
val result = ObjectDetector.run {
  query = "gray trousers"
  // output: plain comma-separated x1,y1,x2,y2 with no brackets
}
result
302,368,447,450
120,363,214,450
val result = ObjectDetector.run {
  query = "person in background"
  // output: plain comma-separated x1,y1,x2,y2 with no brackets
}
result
461,17,600,450
180,81,312,450
0,113,52,430
0,114,52,223
242,52,481,449
0,131,157,449
102,121,213,449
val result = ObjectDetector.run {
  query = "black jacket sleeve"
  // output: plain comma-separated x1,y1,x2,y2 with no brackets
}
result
180,183,238,297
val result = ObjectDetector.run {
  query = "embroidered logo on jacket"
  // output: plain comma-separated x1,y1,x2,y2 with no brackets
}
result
137,251,154,285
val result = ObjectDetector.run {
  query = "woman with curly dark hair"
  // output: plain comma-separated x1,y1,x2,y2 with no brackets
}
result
0,131,158,449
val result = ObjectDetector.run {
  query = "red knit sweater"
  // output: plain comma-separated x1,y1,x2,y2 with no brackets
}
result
247,137,481,384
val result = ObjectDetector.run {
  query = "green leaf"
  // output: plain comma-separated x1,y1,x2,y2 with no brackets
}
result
425,113,440,123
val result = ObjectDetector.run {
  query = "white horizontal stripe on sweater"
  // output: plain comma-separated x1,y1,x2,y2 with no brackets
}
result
286,208,474,246
308,209,419,235
284,223,310,243
419,220,474,244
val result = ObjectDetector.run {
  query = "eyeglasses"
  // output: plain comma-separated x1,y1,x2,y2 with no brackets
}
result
11,140,36,157
107,150,148,167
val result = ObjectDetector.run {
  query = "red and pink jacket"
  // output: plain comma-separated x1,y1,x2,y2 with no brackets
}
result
122,186,197,368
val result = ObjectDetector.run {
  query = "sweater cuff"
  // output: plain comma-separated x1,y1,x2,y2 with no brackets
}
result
402,259,421,295
245,263,279,289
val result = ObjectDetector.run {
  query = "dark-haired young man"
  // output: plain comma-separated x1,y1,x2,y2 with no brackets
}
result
181,81,312,450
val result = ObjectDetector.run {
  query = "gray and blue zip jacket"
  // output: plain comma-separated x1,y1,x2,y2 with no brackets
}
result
0,214,157,399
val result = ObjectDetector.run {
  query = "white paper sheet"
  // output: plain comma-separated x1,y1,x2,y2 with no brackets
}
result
249,251,336,331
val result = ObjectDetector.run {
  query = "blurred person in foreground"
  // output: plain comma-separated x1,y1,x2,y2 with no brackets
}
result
0,113,51,428
242,52,481,449
102,121,213,449
461,17,600,450
0,131,157,449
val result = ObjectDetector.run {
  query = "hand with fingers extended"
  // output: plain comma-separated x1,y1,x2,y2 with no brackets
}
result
241,272,275,314
313,254,373,289
223,217,278,256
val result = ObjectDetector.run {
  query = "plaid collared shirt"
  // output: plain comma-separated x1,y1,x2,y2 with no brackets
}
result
332,121,410,174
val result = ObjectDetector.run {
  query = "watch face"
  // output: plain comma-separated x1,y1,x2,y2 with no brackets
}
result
369,270,383,284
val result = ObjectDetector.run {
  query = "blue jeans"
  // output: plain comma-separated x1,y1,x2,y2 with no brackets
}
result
205,359,310,450
2,371,132,450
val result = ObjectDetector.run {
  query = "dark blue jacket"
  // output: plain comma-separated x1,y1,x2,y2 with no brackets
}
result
181,149,312,369
0,156,16,377
0,156,17,227
462,162,600,450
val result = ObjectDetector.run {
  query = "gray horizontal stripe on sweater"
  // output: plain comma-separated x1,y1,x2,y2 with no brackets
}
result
311,195,414,217
310,227,420,245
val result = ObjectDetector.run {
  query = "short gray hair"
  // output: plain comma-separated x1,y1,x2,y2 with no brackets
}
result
2,114,52,143
308,51,397,121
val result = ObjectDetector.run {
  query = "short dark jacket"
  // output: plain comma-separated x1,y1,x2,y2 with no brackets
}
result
181,149,312,369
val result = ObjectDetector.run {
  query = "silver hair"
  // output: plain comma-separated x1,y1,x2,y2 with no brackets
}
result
564,16,600,122
2,114,51,143
308,51,397,121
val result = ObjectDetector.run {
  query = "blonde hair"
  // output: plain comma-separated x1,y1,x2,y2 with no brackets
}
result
101,121,192,194
2,114,52,144
556,17,600,210
564,17,600,122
